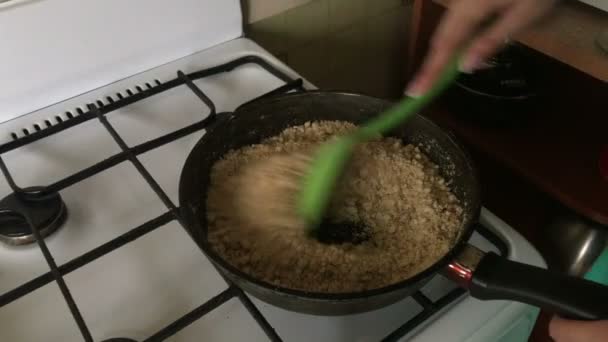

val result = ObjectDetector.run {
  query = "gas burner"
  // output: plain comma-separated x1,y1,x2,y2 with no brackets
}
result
0,187,67,246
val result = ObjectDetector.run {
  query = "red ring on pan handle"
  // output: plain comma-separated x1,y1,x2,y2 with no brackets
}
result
442,245,485,289
445,262,474,288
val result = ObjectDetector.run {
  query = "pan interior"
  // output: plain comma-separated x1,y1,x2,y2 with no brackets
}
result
181,92,480,298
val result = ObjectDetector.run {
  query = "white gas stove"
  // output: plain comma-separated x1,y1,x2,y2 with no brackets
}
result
0,1,545,341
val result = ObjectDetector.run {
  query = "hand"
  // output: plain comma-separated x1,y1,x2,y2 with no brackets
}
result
549,316,608,342
406,0,556,96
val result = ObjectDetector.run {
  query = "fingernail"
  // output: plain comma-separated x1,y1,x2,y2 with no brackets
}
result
404,85,422,98
476,61,493,70
459,54,480,74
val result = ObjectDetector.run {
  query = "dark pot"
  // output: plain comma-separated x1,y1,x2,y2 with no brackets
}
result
179,91,608,318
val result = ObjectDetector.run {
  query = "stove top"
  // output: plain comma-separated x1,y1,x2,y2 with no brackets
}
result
0,38,545,342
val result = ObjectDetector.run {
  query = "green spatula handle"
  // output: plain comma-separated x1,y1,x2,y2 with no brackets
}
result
355,55,462,141
298,55,462,228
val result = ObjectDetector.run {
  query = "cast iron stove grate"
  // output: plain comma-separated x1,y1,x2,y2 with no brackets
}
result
0,55,508,342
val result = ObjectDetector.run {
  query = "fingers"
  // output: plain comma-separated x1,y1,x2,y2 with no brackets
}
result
549,316,608,342
406,0,498,96
405,0,557,97
463,0,553,70
461,12,518,72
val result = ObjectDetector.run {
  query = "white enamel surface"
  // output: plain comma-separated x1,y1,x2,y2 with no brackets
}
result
0,0,242,122
408,208,546,342
0,38,544,341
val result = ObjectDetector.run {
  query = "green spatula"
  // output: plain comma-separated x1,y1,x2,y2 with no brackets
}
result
297,56,462,230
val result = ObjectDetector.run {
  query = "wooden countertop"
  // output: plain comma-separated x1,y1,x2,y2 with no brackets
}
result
433,0,608,82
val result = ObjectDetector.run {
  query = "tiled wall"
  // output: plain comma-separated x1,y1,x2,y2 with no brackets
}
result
246,0,412,99
244,0,313,23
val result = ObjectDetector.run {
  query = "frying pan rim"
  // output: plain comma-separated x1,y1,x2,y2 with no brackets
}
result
179,90,481,301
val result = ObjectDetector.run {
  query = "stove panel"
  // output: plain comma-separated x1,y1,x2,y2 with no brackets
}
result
0,39,544,342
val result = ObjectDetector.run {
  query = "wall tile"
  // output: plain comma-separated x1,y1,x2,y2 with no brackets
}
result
246,13,287,55
329,0,368,33
247,0,413,99
365,5,411,97
288,39,330,85
367,5,410,61
283,0,330,49
368,0,404,16
246,0,313,23
327,20,371,74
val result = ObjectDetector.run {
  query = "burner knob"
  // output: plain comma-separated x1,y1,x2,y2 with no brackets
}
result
600,145,608,182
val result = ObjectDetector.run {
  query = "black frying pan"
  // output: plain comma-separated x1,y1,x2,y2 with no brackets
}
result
179,91,608,317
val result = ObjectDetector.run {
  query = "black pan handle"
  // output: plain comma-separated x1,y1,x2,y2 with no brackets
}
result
470,252,608,320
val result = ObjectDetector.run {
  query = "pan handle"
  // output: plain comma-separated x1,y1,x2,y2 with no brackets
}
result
445,245,608,320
